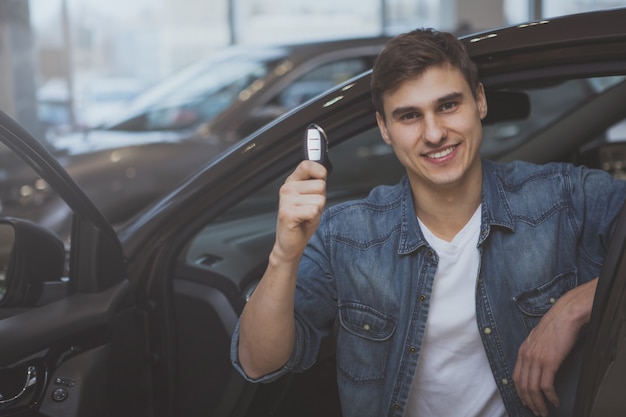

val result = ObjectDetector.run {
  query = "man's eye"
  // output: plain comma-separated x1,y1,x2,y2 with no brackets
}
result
400,112,419,121
440,102,458,112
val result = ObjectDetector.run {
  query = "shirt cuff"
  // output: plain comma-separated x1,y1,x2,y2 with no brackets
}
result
230,320,302,383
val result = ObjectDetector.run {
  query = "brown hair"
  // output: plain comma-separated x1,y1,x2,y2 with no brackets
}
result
371,28,479,117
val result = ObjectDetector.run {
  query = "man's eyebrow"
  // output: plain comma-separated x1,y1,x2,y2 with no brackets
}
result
389,91,465,119
437,91,464,104
390,106,419,119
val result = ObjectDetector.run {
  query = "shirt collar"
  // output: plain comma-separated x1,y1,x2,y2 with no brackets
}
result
397,160,515,254
480,160,516,245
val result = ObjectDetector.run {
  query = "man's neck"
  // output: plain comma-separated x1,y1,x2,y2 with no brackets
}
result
411,172,482,242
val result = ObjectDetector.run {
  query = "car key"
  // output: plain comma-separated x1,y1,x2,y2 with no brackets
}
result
303,123,332,173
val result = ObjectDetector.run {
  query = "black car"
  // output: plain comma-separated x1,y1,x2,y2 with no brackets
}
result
1,8,626,417
0,36,389,239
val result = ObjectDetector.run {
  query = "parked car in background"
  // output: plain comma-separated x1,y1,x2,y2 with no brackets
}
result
96,38,388,142
1,8,626,417
37,76,145,137
2,36,389,239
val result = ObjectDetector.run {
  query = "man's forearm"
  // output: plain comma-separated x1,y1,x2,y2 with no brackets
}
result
513,277,598,416
237,251,301,379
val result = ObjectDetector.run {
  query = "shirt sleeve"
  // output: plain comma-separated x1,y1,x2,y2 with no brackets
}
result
230,214,338,382
574,165,626,270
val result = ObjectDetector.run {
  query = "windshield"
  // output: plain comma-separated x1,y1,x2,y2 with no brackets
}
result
104,50,285,132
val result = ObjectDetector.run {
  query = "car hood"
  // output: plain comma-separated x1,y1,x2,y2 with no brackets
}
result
49,128,197,156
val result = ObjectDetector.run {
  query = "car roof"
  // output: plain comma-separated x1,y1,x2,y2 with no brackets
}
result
249,35,391,55
463,7,626,80
465,7,626,55
188,35,391,64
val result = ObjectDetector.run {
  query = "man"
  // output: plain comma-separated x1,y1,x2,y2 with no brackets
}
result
231,28,626,416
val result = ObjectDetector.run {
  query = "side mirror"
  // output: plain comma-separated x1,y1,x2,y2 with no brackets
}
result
0,217,65,307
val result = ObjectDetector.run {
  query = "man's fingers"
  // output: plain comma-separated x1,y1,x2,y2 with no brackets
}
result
280,195,326,223
514,339,560,417
280,179,325,201
514,356,542,416
527,363,549,417
271,161,329,263
286,160,328,182
540,369,560,408
513,340,539,415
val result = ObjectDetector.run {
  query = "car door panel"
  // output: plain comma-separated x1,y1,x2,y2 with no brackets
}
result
170,268,342,417
38,345,108,417
574,200,626,416
172,277,256,417
589,336,626,416
171,208,344,416
0,282,130,364
0,110,149,417
0,280,150,417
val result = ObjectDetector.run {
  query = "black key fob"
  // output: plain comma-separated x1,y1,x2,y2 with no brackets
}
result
303,123,332,173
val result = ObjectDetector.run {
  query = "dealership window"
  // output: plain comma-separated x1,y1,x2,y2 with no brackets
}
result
3,0,626,143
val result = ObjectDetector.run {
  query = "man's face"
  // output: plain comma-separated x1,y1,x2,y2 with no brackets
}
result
376,63,487,192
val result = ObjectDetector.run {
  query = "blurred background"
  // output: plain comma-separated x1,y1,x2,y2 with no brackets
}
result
1,0,625,143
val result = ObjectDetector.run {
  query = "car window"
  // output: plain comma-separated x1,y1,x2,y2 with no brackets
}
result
578,115,626,180
0,144,72,300
232,57,375,141
214,127,402,223
105,53,281,131
481,76,626,159
180,74,626,286
275,58,370,109
0,147,70,237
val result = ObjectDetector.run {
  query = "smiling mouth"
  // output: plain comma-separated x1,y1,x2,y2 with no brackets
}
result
426,145,457,159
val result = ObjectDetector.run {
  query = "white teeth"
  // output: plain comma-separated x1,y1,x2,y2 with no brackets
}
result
427,146,455,159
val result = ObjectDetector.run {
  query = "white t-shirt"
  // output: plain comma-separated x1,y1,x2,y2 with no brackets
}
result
404,206,507,417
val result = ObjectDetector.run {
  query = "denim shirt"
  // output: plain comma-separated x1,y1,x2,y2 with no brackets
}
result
231,159,626,417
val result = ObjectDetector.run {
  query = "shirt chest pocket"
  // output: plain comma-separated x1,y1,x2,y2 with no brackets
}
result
336,303,396,385
513,270,577,332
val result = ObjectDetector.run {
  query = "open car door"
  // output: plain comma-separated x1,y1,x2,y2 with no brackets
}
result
0,111,150,417
575,202,626,416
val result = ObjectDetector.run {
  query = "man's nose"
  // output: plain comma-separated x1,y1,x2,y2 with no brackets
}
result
422,114,446,145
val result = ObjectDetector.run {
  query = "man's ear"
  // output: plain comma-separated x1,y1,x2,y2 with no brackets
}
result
476,83,488,120
376,112,392,145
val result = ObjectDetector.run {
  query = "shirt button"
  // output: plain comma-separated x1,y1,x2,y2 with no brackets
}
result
502,378,509,385
419,295,427,302
409,346,417,353
483,327,492,335
427,250,434,257
549,297,556,304
393,403,401,410
363,324,371,331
